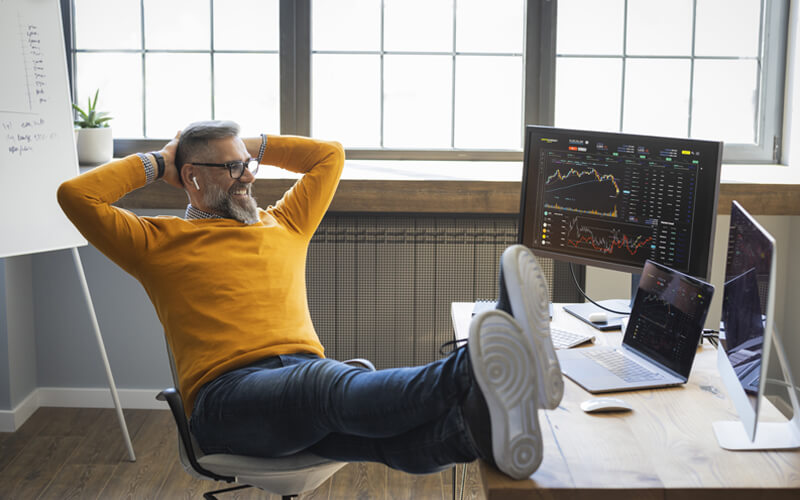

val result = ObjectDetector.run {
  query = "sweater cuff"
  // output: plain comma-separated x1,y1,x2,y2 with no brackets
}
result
136,152,156,184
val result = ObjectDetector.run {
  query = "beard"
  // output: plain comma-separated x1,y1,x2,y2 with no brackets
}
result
202,181,259,224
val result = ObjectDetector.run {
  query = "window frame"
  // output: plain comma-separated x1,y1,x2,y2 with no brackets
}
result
63,0,787,164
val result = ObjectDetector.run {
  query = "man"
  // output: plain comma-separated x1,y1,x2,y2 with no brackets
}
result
57,120,563,480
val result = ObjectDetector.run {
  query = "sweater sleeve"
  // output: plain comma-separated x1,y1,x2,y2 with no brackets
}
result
261,135,344,238
57,155,153,276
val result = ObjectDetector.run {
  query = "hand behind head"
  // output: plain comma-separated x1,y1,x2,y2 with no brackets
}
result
160,131,183,189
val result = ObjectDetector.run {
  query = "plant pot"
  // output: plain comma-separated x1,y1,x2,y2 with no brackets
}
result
76,127,113,165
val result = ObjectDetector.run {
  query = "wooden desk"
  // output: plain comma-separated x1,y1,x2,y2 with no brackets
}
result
451,302,800,500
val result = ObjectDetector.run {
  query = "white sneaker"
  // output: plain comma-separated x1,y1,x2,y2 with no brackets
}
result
468,309,543,480
500,244,564,409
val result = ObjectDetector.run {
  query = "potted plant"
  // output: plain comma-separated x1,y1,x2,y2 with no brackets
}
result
73,89,113,165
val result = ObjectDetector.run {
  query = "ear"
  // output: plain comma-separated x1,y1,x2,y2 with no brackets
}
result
181,164,196,189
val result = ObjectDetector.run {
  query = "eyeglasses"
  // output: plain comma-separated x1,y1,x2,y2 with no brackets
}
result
189,158,259,179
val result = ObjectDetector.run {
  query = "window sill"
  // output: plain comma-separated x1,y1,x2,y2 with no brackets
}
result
113,160,800,216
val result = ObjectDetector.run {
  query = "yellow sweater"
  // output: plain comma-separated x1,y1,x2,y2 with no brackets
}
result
57,135,344,416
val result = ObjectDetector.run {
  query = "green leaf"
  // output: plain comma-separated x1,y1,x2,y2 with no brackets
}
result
73,89,109,128
72,104,89,120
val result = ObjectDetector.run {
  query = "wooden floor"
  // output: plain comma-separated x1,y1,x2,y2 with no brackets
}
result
0,408,485,499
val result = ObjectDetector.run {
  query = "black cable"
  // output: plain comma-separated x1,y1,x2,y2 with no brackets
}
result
702,329,719,347
569,263,630,315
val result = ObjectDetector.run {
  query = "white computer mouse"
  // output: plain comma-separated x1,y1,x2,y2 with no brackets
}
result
588,312,608,323
580,397,633,413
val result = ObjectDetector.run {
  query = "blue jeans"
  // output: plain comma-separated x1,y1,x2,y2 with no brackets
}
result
189,350,481,474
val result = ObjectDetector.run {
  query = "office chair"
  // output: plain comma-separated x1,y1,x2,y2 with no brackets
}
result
156,343,375,500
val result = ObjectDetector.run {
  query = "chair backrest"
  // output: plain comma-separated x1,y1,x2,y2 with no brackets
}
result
161,336,213,476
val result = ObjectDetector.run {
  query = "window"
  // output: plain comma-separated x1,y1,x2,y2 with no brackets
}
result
554,0,788,163
70,0,280,138
66,0,788,163
311,0,524,150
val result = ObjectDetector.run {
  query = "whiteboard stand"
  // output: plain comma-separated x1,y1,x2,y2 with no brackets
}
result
71,248,136,462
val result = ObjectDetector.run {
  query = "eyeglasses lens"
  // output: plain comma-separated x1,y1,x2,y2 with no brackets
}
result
228,159,259,179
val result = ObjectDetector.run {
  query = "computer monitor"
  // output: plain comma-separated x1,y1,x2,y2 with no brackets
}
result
713,200,800,450
519,126,723,329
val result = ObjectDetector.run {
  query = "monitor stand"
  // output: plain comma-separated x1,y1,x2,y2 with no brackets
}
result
563,273,639,331
713,325,800,450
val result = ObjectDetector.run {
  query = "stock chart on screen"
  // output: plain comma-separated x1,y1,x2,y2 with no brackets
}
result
520,127,722,278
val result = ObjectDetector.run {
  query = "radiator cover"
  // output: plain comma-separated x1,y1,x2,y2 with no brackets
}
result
307,214,578,369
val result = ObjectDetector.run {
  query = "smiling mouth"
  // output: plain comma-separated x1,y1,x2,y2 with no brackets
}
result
230,185,251,197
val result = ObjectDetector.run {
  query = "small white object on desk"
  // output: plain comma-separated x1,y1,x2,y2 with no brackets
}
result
588,312,608,324
580,397,633,413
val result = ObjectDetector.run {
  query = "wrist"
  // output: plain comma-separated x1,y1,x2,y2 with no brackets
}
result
148,151,166,179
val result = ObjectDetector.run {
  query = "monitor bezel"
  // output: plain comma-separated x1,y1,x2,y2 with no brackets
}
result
518,125,723,279
716,200,778,442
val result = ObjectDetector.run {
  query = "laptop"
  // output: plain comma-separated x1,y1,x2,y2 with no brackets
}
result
557,260,715,393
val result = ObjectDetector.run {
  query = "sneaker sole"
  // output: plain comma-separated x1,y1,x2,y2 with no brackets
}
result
501,244,564,409
469,310,543,480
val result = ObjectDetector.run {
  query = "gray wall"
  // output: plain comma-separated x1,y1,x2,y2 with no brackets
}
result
787,216,800,381
32,245,171,391
0,260,9,408
0,256,38,410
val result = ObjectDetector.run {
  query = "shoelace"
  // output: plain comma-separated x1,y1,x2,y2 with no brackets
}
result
438,338,468,356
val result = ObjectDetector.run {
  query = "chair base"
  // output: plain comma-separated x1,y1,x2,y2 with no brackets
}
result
202,483,252,500
202,483,299,500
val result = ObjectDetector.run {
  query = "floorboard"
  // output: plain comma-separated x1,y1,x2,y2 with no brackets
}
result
0,407,486,499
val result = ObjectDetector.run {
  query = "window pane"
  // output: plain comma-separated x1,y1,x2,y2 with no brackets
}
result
384,0,453,53
626,0,692,56
312,0,381,51
214,54,279,137
623,59,690,138
695,0,760,57
456,0,524,54
555,57,622,132
384,55,452,148
557,0,624,55
144,0,209,50
75,53,142,138
214,0,278,51
145,54,211,137
74,0,140,50
312,54,380,147
454,56,522,149
691,60,758,144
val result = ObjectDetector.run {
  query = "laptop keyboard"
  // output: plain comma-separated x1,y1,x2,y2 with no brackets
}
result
582,349,664,383
550,328,594,350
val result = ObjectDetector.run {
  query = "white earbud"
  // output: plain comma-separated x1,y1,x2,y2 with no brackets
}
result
192,177,200,190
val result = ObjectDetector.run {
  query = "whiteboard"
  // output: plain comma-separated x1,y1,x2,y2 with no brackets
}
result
0,0,86,259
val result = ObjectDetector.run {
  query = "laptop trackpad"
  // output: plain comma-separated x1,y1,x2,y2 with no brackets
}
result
558,355,626,393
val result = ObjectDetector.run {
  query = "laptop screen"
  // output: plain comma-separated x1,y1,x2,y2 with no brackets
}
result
623,260,715,376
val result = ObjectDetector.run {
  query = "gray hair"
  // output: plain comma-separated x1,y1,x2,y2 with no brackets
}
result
175,120,240,180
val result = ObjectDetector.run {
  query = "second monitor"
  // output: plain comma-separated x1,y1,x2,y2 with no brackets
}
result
519,126,723,329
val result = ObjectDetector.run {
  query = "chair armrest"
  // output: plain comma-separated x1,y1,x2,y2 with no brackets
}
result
156,388,235,483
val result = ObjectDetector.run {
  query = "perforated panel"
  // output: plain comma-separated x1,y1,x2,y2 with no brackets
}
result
307,215,581,369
